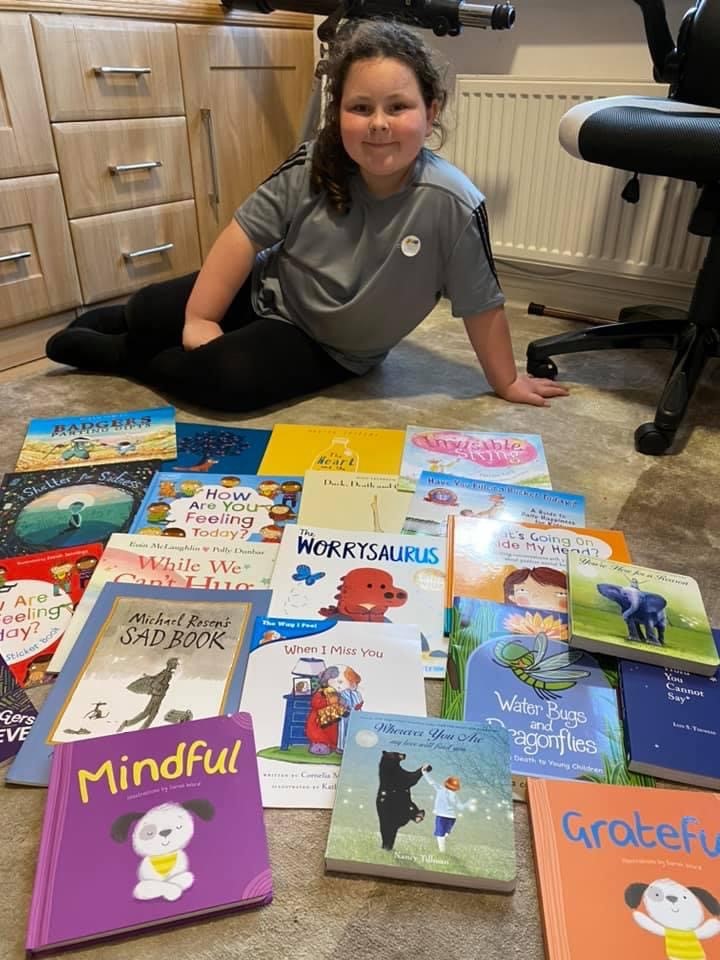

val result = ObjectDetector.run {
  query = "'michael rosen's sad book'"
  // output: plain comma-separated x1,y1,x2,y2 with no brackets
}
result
26,714,271,954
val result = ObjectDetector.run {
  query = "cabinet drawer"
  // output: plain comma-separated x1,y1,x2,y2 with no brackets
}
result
71,200,201,303
54,118,194,218
32,14,184,121
0,175,81,327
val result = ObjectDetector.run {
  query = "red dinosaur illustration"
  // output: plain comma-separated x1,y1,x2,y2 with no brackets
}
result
319,567,409,622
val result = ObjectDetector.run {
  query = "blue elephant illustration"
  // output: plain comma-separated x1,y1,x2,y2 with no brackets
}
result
596,581,667,645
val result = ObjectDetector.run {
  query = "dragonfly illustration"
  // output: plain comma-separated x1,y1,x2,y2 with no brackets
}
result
493,631,590,700
292,563,326,586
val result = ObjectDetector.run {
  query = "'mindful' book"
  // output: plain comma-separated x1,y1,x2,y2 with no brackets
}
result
568,554,718,676
0,658,37,764
528,778,720,960
15,406,176,471
258,424,405,475
325,711,515,891
26,714,271,953
162,422,271,474
298,471,412,534
7,582,271,786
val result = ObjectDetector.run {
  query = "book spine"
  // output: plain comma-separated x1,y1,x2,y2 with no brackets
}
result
443,517,456,636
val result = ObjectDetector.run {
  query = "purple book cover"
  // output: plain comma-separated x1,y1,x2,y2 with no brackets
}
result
27,713,271,953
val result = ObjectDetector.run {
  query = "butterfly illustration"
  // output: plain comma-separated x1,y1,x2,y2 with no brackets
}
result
292,563,326,586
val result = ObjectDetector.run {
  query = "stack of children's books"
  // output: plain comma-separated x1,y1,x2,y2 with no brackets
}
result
2,413,719,956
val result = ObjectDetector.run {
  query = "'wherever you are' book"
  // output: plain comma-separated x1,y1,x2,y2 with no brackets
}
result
258,423,405,475
325,711,516,891
26,714,271,954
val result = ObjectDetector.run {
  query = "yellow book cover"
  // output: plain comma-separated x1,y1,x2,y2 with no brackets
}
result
258,424,405,476
297,471,412,533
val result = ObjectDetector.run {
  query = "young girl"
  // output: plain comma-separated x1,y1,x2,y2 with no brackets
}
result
46,20,568,413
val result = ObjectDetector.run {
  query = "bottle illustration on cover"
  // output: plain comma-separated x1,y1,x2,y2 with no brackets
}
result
311,438,360,472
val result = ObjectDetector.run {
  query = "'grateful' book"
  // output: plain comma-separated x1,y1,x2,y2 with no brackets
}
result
239,617,427,808
528,778,720,960
298,471,412,534
26,713,271,953
15,406,176,471
568,554,718,675
258,423,405,475
0,658,37,764
162,422,271,474
47,533,278,674
325,711,516,891
7,582,271,786
619,630,720,789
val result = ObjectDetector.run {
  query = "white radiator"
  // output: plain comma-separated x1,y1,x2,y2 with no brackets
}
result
450,78,707,284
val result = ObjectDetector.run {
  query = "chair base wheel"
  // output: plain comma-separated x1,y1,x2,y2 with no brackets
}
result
634,422,673,455
527,358,558,380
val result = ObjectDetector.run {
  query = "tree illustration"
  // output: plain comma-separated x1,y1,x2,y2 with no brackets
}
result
176,428,251,467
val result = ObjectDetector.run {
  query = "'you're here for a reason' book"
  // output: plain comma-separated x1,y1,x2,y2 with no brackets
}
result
26,714,271,954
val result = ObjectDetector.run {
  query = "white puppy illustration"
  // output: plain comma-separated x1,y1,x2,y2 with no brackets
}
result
625,878,720,959
111,799,214,902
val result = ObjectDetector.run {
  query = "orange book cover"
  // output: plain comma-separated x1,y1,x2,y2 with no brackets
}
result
528,779,720,960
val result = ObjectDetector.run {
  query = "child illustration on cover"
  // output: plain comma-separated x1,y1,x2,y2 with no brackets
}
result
304,666,344,755
422,769,477,852
334,665,364,753
503,567,568,612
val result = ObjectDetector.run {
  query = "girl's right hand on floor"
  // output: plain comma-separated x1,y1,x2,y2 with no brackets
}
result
182,318,223,351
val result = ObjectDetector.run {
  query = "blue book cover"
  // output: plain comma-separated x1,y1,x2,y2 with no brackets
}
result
128,471,305,544
620,629,720,789
162,423,271,474
7,581,271,787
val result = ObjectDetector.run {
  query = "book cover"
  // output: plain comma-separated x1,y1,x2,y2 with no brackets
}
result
239,618,427,808
0,543,104,687
0,460,161,557
568,554,718,675
325,711,516,891
7,582,271,787
403,471,585,538
26,714,271,953
619,630,720,789
527,778,720,960
257,424,405,475
442,597,653,800
398,425,552,492
266,524,447,678
298,471,412,534
15,407,176,472
162,422,271,474
47,533,278,675
128,471,304,544
0,657,37,764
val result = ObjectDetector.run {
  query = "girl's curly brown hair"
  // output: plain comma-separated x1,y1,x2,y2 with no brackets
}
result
310,20,449,214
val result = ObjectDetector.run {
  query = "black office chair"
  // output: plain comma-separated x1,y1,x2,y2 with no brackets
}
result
526,0,720,455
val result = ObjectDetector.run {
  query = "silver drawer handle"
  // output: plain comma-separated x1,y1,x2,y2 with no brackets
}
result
123,242,174,261
109,161,163,174
94,66,151,76
0,250,31,264
201,108,220,210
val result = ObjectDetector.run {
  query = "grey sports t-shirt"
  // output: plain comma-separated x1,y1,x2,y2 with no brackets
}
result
234,141,504,374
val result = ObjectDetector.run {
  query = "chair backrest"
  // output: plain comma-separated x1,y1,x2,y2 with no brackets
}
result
671,0,720,107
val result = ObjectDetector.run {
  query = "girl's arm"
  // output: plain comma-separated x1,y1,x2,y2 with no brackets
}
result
183,220,261,350
463,306,569,406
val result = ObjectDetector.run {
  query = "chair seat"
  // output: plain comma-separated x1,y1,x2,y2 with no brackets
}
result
559,95,720,182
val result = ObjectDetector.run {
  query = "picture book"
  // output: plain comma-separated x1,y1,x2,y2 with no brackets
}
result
298,471,412,534
528,777,720,960
568,554,718,675
7,582,271,787
239,618,427,808
325,711,516,891
15,406,176,471
0,543,104,687
442,597,653,800
161,422,271,474
258,423,405,475
47,533,279,675
128,471,304,544
26,713,271,953
398,425,552,492
0,657,37,764
266,524,447,678
0,460,161,557
619,630,720,789
402,471,585,538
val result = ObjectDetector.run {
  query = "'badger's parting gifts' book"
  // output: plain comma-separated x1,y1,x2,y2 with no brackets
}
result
239,618,427,808
0,543,104,687
26,714,271,954
402,472,585,538
15,406,176,472
161,422,271,474
298,471,412,534
128,471,304,544
258,423,405,475
398,425,552,492
528,778,720,960
0,461,160,557
0,658,37,764
47,533,278,674
267,525,447,678
325,711,516,891
7,582,271,787
568,554,718,676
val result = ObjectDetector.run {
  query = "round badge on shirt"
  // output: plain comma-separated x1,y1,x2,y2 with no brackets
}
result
401,235,421,258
